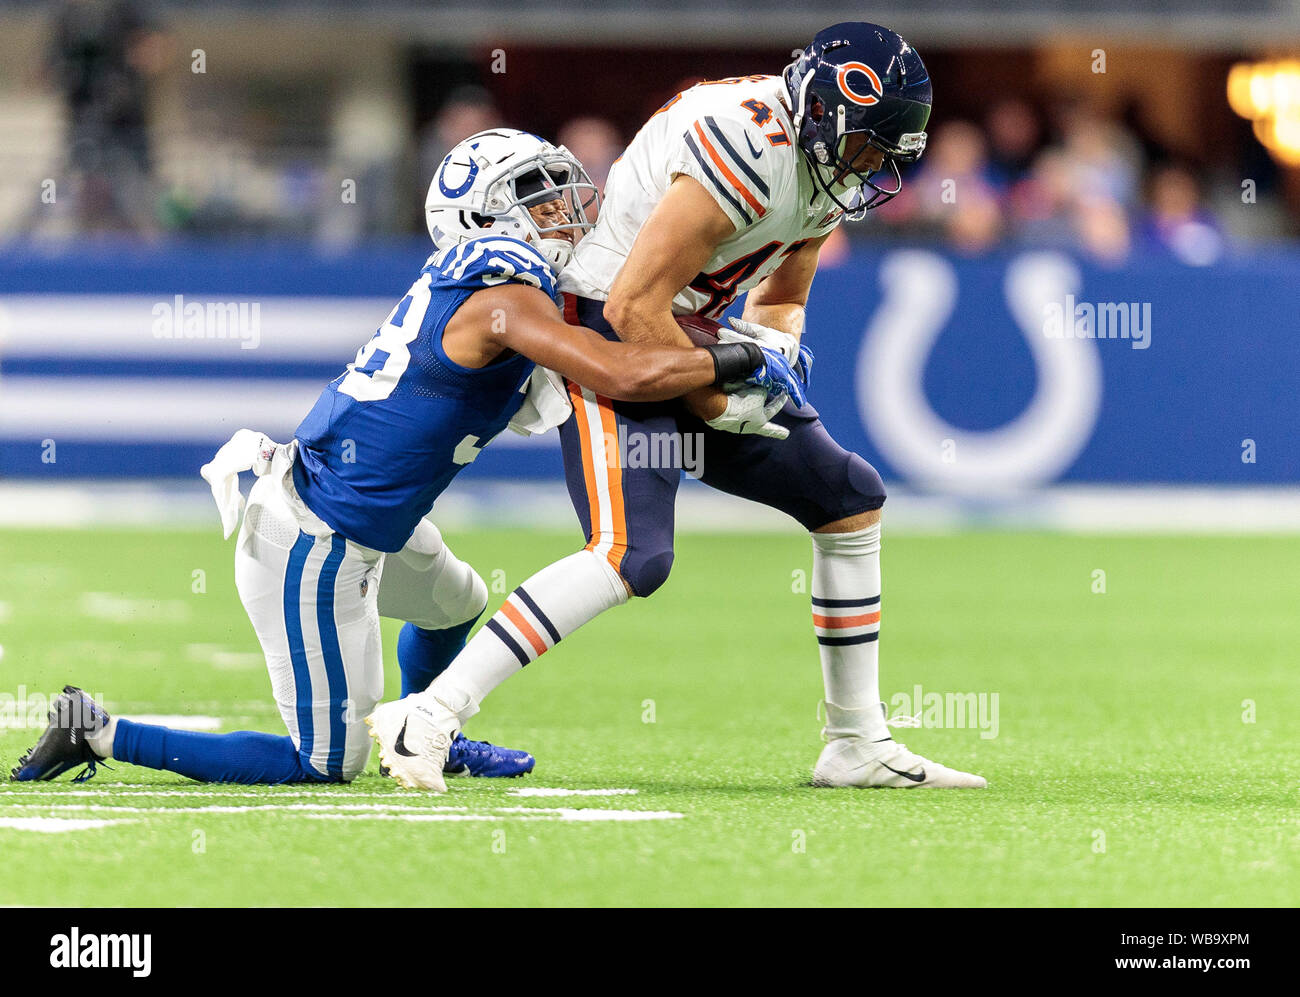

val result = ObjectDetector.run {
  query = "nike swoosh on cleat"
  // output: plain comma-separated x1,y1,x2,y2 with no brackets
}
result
393,719,418,757
744,132,763,159
879,760,927,783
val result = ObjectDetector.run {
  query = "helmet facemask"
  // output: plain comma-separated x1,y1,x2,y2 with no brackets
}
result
803,96,929,219
484,150,600,273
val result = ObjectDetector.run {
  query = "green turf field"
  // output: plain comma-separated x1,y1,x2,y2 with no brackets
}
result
1,526,1297,907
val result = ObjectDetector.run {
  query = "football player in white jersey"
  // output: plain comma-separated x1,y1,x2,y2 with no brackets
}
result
369,23,986,790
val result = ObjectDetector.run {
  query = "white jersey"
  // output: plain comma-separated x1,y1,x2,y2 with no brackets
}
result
559,75,845,317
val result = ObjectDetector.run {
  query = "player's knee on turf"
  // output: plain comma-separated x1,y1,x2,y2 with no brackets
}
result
294,720,375,783
340,736,372,782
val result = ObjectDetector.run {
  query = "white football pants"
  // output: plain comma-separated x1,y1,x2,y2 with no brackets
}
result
233,461,486,780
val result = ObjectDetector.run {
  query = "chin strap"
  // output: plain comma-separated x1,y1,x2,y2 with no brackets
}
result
537,236,573,275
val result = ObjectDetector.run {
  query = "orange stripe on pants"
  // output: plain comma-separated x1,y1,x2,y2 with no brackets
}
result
566,379,628,576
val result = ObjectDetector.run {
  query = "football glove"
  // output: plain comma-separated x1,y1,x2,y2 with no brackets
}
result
725,316,799,361
747,346,807,407
723,318,814,389
704,386,790,440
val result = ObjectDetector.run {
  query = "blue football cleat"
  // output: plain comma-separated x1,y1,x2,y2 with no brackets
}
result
10,686,111,783
444,734,535,778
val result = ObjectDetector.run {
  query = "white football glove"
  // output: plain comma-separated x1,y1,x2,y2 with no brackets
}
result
722,317,800,363
704,386,789,440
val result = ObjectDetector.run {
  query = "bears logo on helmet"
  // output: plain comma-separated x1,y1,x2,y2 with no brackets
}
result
836,62,883,107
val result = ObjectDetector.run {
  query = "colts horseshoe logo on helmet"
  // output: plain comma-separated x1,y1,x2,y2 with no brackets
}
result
836,61,882,106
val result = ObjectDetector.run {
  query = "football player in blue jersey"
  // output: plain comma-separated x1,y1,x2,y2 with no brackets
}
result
11,129,805,787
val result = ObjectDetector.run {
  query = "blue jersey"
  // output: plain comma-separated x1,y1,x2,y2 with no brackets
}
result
293,236,558,552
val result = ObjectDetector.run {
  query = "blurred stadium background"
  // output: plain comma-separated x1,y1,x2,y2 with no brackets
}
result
1,0,1298,531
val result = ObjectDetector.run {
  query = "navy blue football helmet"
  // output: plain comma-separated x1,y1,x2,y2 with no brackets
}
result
784,22,931,217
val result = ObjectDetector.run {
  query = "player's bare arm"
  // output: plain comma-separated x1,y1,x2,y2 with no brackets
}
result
740,232,830,339
740,141,883,339
442,280,746,402
603,174,737,419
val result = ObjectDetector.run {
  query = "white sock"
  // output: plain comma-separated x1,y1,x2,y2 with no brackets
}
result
811,523,889,742
89,716,118,759
419,549,629,724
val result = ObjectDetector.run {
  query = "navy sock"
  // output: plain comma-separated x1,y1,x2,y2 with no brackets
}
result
397,616,479,698
112,719,330,785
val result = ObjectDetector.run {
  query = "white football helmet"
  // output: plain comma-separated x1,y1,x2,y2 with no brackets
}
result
425,128,599,274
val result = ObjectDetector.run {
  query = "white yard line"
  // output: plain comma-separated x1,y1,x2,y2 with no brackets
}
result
11,803,473,814
0,786,638,799
306,810,683,823
0,817,131,832
0,788,438,799
306,814,507,822
1,799,683,822
507,787,638,797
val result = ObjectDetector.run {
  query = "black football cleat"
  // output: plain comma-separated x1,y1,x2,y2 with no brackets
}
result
10,686,111,783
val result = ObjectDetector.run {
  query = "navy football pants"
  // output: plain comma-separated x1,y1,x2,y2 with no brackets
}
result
558,294,886,597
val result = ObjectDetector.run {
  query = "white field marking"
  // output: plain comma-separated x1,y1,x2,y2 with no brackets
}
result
4,803,684,822
507,787,637,797
0,786,641,800
12,803,474,815
0,817,131,832
0,788,470,799
184,644,265,670
492,806,683,821
551,809,682,822
13,803,664,818
116,714,223,731
306,814,505,822
305,809,684,823
79,592,192,623
0,600,11,623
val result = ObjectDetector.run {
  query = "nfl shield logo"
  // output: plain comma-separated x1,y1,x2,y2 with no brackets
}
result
360,578,369,597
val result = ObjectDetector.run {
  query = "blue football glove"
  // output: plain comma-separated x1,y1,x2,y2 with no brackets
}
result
794,342,814,389
746,346,808,408
723,317,812,399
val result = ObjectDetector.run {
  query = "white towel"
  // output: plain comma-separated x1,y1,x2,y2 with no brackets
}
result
507,366,573,437
198,429,281,539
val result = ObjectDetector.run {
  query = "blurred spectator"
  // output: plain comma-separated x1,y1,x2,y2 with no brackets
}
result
1138,163,1226,266
557,116,623,192
890,120,1003,252
1057,105,1143,208
1012,148,1131,263
418,85,502,191
47,0,167,235
7,32,1286,254
985,99,1041,190
1073,194,1131,264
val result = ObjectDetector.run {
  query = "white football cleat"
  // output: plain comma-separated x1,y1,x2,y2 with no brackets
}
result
365,697,459,792
813,737,987,789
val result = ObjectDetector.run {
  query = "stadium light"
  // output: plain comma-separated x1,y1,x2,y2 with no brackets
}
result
1229,59,1300,166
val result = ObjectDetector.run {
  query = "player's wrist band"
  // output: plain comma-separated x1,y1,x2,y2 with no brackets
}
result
705,341,763,385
